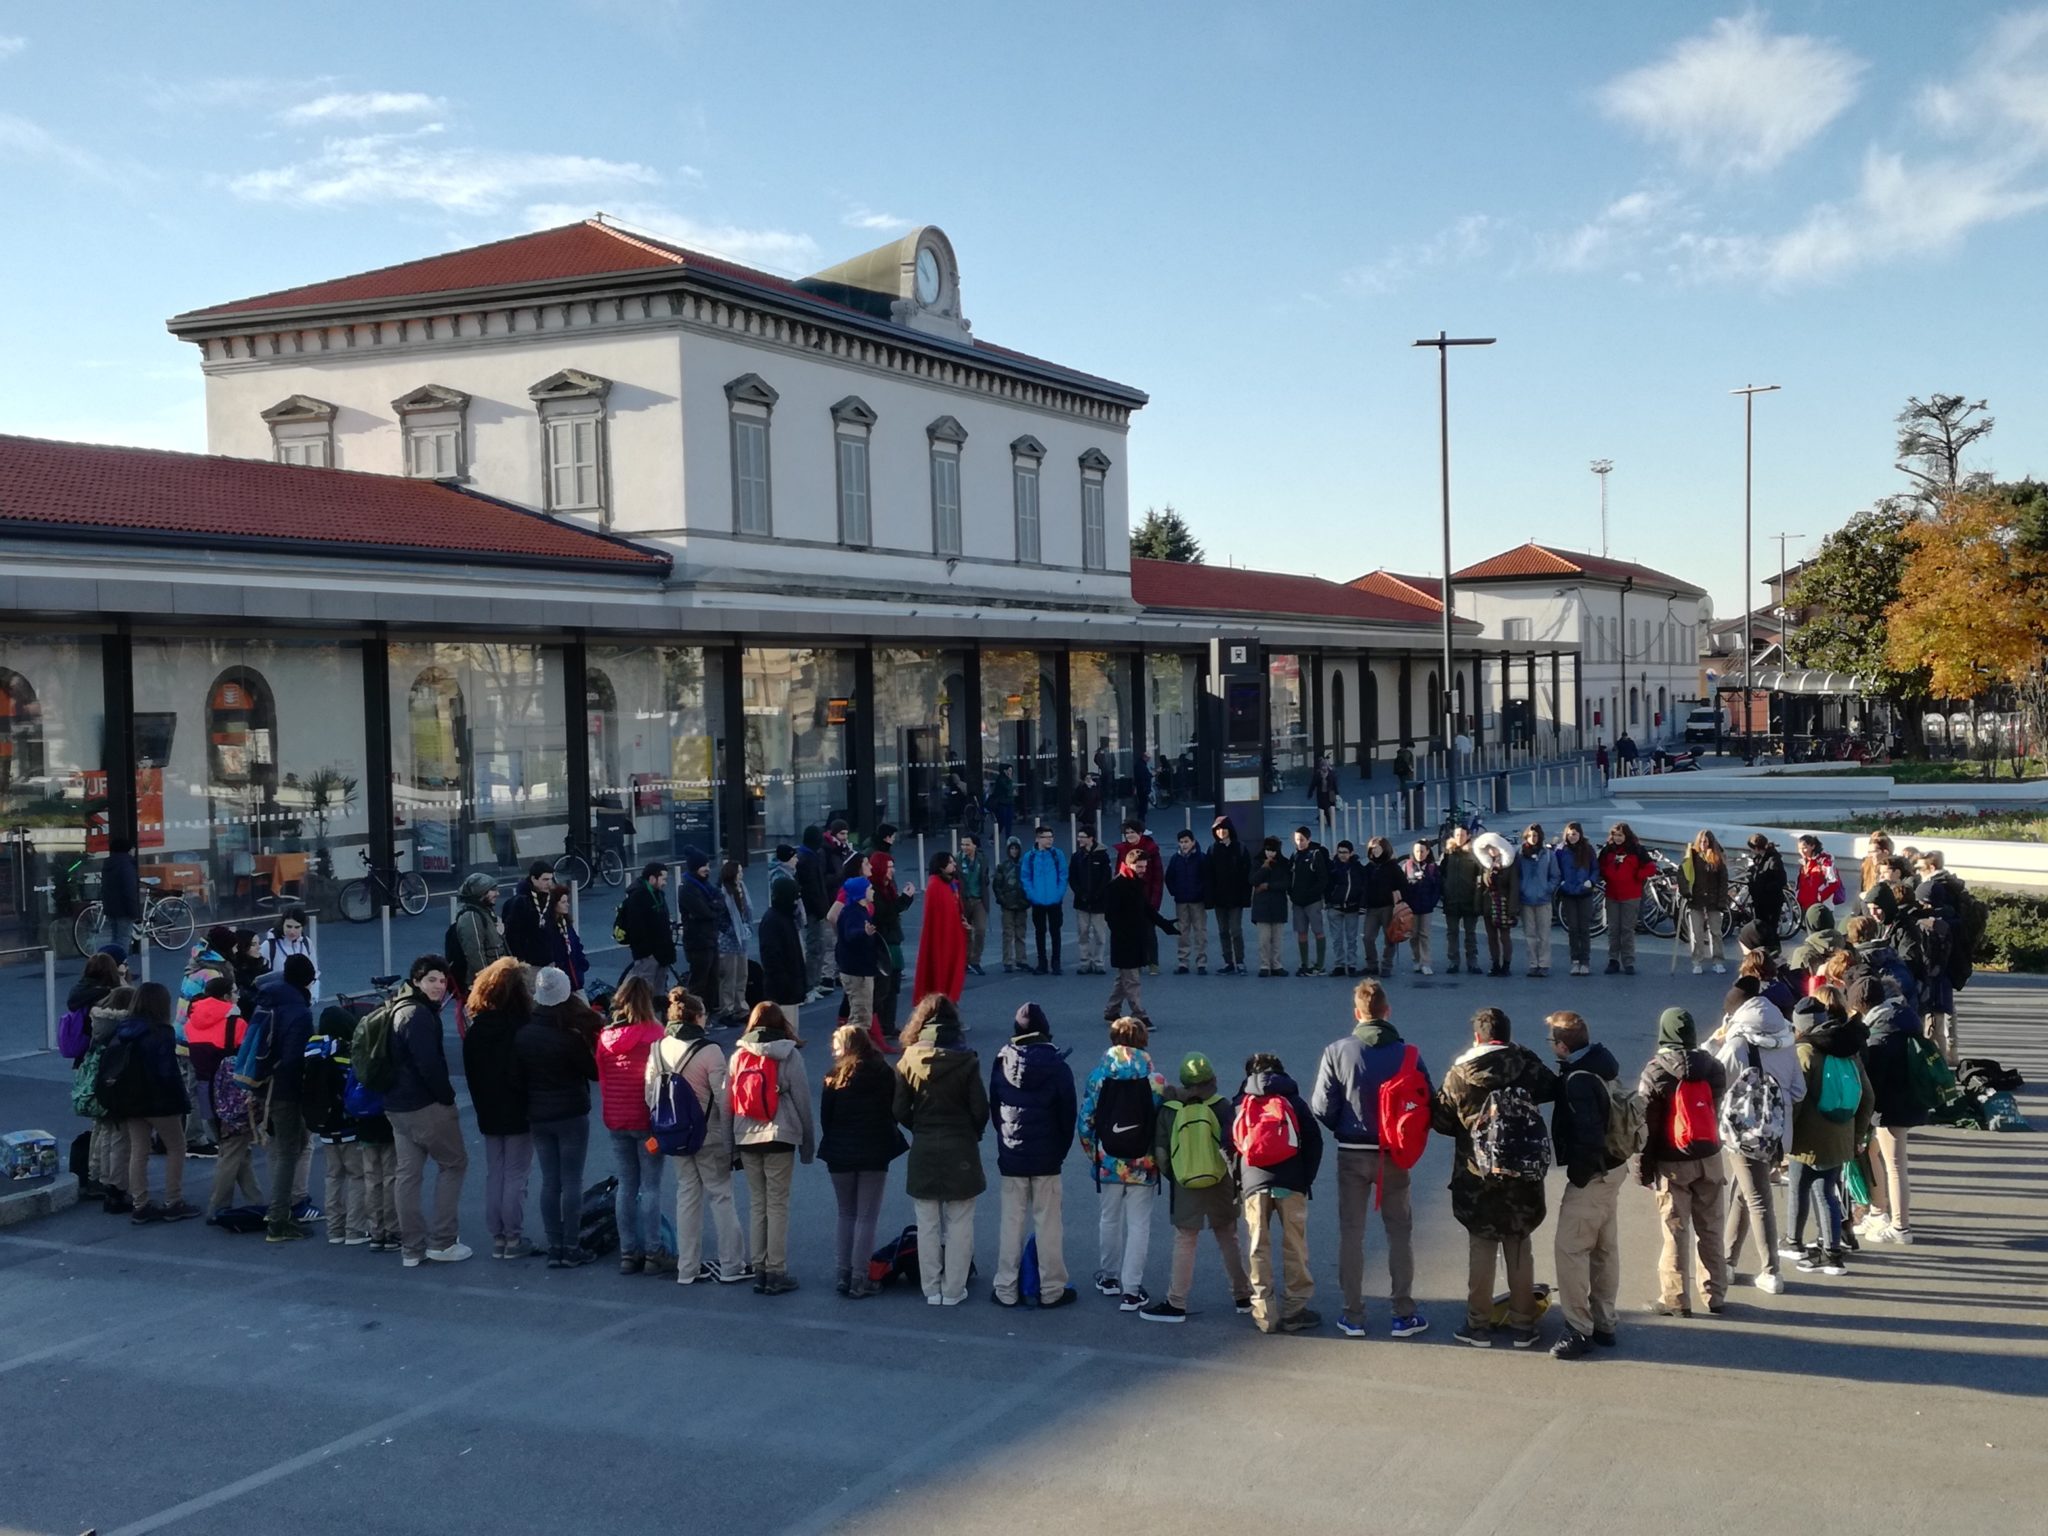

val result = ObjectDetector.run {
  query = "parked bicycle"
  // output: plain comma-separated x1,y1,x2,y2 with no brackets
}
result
332,970,404,1020
553,824,628,891
1436,799,1486,846
71,874,195,955
336,850,431,923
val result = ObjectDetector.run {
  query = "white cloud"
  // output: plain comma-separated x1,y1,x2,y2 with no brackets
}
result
1600,12,1864,174
229,133,660,214
1544,187,1680,272
0,36,26,60
1342,214,1499,295
842,206,911,232
525,201,820,273
0,111,116,181
281,91,448,125
145,75,325,112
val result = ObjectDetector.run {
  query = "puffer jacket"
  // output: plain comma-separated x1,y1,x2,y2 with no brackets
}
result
1440,847,1481,916
1797,854,1845,913
1231,1068,1323,1197
1430,1041,1559,1238
1790,1015,1872,1167
1153,1084,1241,1228
730,1033,815,1161
1862,999,1929,1129
893,1039,988,1199
1079,1044,1167,1186
1637,1047,1729,1165
1517,845,1561,906
1401,856,1443,913
988,1035,1077,1177
596,1020,665,1133
1710,997,1806,1111
1310,1020,1428,1149
1598,847,1655,901
1249,855,1291,924
1203,826,1253,909
1020,845,1069,908
1553,842,1600,897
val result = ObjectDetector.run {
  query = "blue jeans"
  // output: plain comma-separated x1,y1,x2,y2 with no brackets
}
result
530,1115,589,1250
610,1130,666,1257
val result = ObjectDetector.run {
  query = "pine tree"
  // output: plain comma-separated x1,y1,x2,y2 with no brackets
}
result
1130,505,1204,563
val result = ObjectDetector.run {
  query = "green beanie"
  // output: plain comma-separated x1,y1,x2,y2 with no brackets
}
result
1180,1051,1215,1088
1657,1007,1697,1051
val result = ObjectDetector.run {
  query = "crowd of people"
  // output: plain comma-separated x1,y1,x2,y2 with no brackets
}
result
58,813,1980,1355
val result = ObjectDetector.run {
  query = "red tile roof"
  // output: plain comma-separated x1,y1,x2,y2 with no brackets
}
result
171,219,1145,404
1452,542,1704,596
1132,558,1469,630
1347,570,1443,610
0,435,669,573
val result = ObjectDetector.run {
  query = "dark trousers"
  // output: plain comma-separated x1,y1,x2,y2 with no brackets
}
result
266,1100,309,1230
530,1114,590,1251
1031,904,1062,968
1793,1163,1846,1253
686,944,717,1003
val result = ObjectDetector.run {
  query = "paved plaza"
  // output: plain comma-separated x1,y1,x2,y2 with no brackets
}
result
4,901,2043,1535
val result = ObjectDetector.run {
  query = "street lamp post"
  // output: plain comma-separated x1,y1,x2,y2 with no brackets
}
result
1590,459,1613,557
1731,384,1780,764
1415,331,1496,823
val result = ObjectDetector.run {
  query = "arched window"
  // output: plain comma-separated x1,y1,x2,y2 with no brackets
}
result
1425,670,1441,744
407,669,465,791
206,667,278,794
0,667,43,797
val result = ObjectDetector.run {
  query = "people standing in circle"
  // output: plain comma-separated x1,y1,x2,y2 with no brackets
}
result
1745,834,1788,945
956,833,990,978
1081,1016,1167,1312
1325,840,1367,978
912,849,968,1005
383,954,470,1267
1019,825,1069,977
1440,826,1482,977
992,836,1031,974
462,958,537,1260
716,859,754,1028
1543,1009,1628,1359
1067,826,1112,976
819,1022,901,1299
1636,1007,1731,1318
1678,830,1732,976
1204,816,1252,977
731,1001,815,1296
654,987,749,1286
541,886,588,996
1597,823,1655,976
1553,822,1600,977
675,849,723,1008
516,968,598,1268
105,981,196,1226
501,862,554,968
1846,975,1924,1246
1232,1049,1324,1335
1249,837,1291,979
1400,839,1443,978
1165,827,1209,976
259,907,320,997
759,861,811,1037
619,861,679,992
1516,824,1559,978
1357,837,1407,980
1707,979,1803,1295
1477,842,1520,979
1103,845,1178,1025
892,994,987,1308
598,976,671,1275
988,1001,1078,1310
1141,1051,1252,1324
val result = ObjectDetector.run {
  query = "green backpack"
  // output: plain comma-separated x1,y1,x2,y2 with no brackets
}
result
1905,1035,1958,1112
1817,1053,1861,1123
351,997,402,1095
71,1043,107,1119
1167,1097,1229,1190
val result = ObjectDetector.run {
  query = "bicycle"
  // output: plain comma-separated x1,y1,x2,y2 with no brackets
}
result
71,874,196,955
336,850,431,923
1639,851,1683,938
1726,856,1802,943
553,828,627,891
1436,799,1486,846
332,970,404,1020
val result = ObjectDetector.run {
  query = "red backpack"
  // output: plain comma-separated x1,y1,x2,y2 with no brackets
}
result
1666,1076,1720,1157
1377,1045,1432,1173
1233,1092,1302,1169
728,1049,780,1123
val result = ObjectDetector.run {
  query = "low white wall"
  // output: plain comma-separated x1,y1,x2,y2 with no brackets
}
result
1614,815,2048,894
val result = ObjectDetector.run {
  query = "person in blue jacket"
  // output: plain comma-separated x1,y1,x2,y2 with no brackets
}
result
1516,824,1562,979
1164,829,1208,975
253,954,318,1243
1400,841,1444,977
1019,825,1070,977
1552,822,1601,977
988,1001,1079,1308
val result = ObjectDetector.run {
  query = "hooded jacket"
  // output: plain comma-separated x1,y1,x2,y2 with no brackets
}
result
1517,843,1562,906
1551,1042,1622,1186
992,839,1030,913
462,1001,532,1136
620,876,677,966
834,896,880,978
1203,824,1253,909
1154,1082,1241,1226
1790,1013,1873,1166
1020,842,1070,908
1440,846,1482,916
1431,1040,1559,1238
1861,998,1929,1129
1637,1044,1728,1166
1231,1068,1323,1197
251,971,315,1105
1165,843,1207,906
731,1032,815,1160
893,1036,988,1199
1106,862,1178,969
1710,998,1806,1113
1678,851,1730,912
1747,846,1788,911
1287,840,1332,906
107,1013,189,1120
817,1054,898,1173
451,881,504,982
989,1035,1078,1177
515,1006,597,1125
382,984,453,1113
597,1019,665,1133
760,879,808,1006
1249,853,1291,925
1310,1020,1429,1149
1067,842,1113,913
1079,1044,1167,1186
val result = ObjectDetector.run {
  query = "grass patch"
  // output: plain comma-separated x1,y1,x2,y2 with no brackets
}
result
1797,810,2048,841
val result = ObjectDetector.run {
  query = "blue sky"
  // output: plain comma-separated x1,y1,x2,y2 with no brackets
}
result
3,2,2044,619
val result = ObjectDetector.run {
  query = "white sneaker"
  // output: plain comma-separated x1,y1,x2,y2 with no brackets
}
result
1754,1272,1785,1294
1712,962,1726,974
1776,1245,1805,1263
402,1255,422,1268
1854,1214,1893,1241
1889,1227,1914,1245
1691,963,1704,975
1420,965,1433,976
425,1242,473,1263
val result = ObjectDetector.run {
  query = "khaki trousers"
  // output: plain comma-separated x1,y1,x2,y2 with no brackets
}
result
1000,907,1029,968
913,1195,977,1304
1167,1213,1251,1309
1243,1190,1312,1325
1467,1231,1536,1331
842,975,875,1035
740,1144,795,1274
674,1139,749,1277
963,896,988,967
1175,902,1208,967
1553,1164,1627,1337
1105,967,1146,1020
387,1102,468,1260
124,1115,185,1207
994,1175,1068,1303
1076,911,1106,969
1335,1150,1415,1316
205,1129,262,1212
89,1119,129,1190
1653,1155,1731,1309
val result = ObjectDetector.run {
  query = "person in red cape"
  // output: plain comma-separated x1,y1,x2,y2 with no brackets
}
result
912,849,968,1005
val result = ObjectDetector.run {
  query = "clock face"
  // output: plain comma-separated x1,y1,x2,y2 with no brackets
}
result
915,247,941,305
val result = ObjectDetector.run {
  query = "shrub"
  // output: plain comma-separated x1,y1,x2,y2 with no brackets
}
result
1980,892,2048,974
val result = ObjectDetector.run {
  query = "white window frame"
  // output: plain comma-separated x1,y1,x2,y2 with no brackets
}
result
393,384,469,481
262,394,336,469
928,416,967,557
831,395,876,548
726,374,779,537
1078,447,1111,572
1011,435,1046,565
528,370,611,522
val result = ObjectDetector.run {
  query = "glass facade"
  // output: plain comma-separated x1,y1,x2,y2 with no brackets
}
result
980,649,1059,825
742,647,856,851
1070,650,1135,799
1145,652,1201,802
1268,651,1307,786
586,644,726,864
873,647,968,834
130,636,369,922
0,634,106,952
389,641,569,883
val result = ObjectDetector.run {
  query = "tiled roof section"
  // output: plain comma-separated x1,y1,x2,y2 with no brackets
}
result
1453,542,1704,596
173,219,1146,404
1348,570,1443,609
0,435,669,572
1132,558,1463,629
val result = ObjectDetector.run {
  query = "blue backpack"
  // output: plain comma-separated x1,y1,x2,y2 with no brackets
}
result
341,1067,384,1120
232,1002,277,1088
646,1041,710,1157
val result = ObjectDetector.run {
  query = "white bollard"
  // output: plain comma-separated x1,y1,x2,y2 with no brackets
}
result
1069,813,1078,847
1185,805,1193,832
381,907,393,978
950,828,959,857
44,950,58,1052
449,894,458,922
139,941,151,984
571,880,581,934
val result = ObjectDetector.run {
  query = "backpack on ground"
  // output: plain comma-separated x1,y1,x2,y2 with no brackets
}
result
302,1033,353,1140
1718,1043,1787,1162
1018,1234,1041,1302
1377,1045,1432,1171
1472,1085,1550,1180
57,1005,90,1063
728,1048,780,1123
1166,1097,1228,1189
1906,1035,1958,1113
1817,1053,1861,1123
211,1057,253,1138
1959,1057,2024,1094
1093,1076,1159,1164
1601,1077,1650,1164
647,1041,710,1157
72,1044,108,1120
868,1223,921,1286
351,998,401,1094
209,1204,268,1234
1232,1090,1302,1169
1665,1075,1720,1158
1949,888,1987,989
578,1176,619,1256
443,919,470,992
1977,1090,2031,1132
232,1002,277,1088
93,1035,147,1121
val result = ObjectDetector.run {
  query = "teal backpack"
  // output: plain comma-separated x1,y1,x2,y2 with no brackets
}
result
1817,1053,1861,1123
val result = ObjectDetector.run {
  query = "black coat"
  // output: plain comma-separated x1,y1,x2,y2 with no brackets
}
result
1287,842,1332,906
818,1057,902,1173
1249,857,1291,925
1068,846,1113,913
1359,856,1408,908
620,879,676,966
1204,835,1253,909
795,836,831,921
1106,872,1176,969
462,1004,532,1136
105,1016,188,1120
760,896,807,1007
513,1009,596,1124
676,876,720,955
501,881,552,967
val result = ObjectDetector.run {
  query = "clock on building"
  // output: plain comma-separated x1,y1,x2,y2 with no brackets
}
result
915,246,941,305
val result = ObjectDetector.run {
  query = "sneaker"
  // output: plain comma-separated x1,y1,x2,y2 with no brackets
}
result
1195,964,1208,975
1623,964,1636,976
186,1142,220,1160
989,1291,1019,1308
967,964,985,977
1446,962,1461,974
1138,1300,1187,1324
620,1253,647,1277
763,1272,800,1295
1706,1299,1727,1316
716,1261,756,1285
500,1237,540,1260
1853,1213,1892,1240
1889,1226,1914,1245
1175,965,1189,975
129,1203,164,1225
266,1222,312,1244
547,1248,572,1268
1452,1324,1493,1348
345,1235,372,1247
1605,960,1620,974
1795,1249,1824,1273
1591,1329,1618,1348
565,1247,600,1267
1419,965,1433,976
1295,965,1312,977
1691,963,1704,975
1754,1272,1785,1294
1119,1289,1152,1312
402,1254,422,1268
1032,964,1049,976
1390,1313,1430,1338
1280,1309,1322,1333
490,1237,507,1259
1711,962,1726,974
425,1242,473,1264
1095,1274,1122,1296
1777,1244,1806,1263
102,1190,135,1215
1039,1286,1079,1309
1510,1327,1542,1349
1820,1252,1848,1276
1234,1296,1253,1314
1648,1299,1691,1317
1551,1329,1593,1360
291,1199,321,1222
1336,1312,1367,1338
159,1200,199,1223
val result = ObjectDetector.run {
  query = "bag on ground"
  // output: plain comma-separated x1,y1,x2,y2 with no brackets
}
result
869,1223,921,1286
1472,1085,1550,1180
1093,1076,1158,1164
1166,1098,1228,1189
1232,1091,1302,1169
578,1176,620,1256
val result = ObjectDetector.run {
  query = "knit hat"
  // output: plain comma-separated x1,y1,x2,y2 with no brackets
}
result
1656,1006,1696,1051
282,954,317,990
842,876,872,903
1845,976,1885,1014
1803,903,1834,932
533,966,572,1006
96,943,128,961
1736,921,1765,952
773,843,796,863
459,871,497,902
1180,1051,1215,1087
1013,1002,1051,1040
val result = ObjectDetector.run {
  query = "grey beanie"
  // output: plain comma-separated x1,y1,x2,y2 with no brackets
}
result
533,966,572,1006
459,871,497,902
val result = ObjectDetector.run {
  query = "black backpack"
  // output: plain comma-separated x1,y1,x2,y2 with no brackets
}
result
301,1034,353,1140
94,1034,147,1120
1092,1076,1158,1163
1950,889,1987,989
443,918,471,991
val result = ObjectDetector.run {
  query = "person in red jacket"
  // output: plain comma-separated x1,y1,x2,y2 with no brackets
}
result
912,850,968,1005
1794,835,1845,919
1597,823,1655,976
1120,819,1165,974
597,975,670,1275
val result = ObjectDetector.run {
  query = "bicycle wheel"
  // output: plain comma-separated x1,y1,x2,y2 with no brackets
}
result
553,852,591,890
1775,903,1803,943
1589,900,1608,938
72,902,107,956
596,847,625,887
1640,880,1679,938
150,897,195,951
337,879,374,923
395,872,431,916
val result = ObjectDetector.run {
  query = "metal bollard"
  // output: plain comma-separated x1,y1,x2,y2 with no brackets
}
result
381,907,393,978
571,880,581,933
139,941,151,984
44,950,58,1052
950,828,959,857
1070,813,1078,847
918,833,927,877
